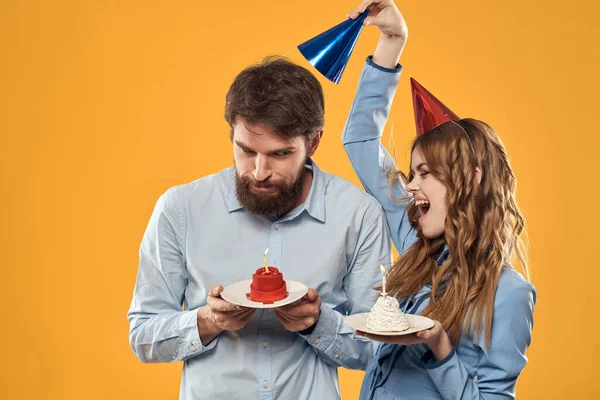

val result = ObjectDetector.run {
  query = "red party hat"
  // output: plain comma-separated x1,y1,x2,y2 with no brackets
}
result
411,78,459,136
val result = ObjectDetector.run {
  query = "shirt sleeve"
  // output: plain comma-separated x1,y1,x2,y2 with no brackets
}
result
342,56,417,254
127,187,218,363
423,278,537,399
299,200,390,370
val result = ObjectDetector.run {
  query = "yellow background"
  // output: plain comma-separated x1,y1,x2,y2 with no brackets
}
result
1,0,598,398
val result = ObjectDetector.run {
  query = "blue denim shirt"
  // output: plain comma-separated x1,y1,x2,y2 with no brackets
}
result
342,57,537,400
127,160,391,399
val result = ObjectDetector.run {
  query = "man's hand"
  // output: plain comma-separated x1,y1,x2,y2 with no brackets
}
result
274,288,321,332
197,285,255,345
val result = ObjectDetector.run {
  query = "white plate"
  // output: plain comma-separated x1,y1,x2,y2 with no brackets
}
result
220,280,308,309
344,313,435,336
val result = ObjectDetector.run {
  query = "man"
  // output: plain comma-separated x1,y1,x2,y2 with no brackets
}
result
127,56,390,399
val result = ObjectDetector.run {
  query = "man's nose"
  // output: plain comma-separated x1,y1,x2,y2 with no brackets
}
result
252,154,271,182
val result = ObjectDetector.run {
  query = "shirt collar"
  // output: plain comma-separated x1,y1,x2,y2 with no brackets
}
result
227,169,243,212
437,245,450,265
227,158,326,223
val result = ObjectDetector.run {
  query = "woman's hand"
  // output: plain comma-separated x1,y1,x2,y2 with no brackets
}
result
357,320,453,362
347,0,408,40
347,1,408,68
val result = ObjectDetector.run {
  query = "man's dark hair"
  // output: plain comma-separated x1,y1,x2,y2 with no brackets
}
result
225,56,325,141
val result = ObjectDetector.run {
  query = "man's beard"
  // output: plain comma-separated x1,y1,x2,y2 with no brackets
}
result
235,164,308,217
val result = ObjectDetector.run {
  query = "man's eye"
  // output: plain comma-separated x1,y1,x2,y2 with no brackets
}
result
274,151,291,157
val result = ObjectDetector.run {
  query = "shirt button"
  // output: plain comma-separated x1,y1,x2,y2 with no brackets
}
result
191,345,197,351
314,337,320,344
262,341,269,348
171,355,176,360
273,223,280,229
263,381,269,388
335,354,340,359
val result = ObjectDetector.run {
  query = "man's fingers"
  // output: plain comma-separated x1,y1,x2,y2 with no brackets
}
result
286,305,317,317
273,308,288,321
236,313,254,328
209,296,241,312
302,316,318,328
236,307,256,319
291,294,308,307
210,285,223,296
227,307,252,319
274,309,295,325
281,301,320,317
211,307,256,330
215,307,255,320
306,288,319,301
280,290,319,310
273,311,290,326
275,312,317,332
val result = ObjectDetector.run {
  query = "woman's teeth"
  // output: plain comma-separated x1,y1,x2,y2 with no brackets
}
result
415,199,430,216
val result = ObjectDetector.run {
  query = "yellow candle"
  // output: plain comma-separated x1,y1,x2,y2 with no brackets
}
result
263,248,270,274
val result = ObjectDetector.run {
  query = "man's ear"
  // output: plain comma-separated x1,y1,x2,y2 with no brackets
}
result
307,130,323,157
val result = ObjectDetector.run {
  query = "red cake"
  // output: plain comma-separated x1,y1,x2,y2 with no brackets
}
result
247,266,288,304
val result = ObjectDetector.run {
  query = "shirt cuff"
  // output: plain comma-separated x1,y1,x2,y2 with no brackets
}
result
298,304,349,363
174,309,219,361
422,347,456,369
423,347,471,396
366,55,402,73
298,303,339,348
298,320,318,335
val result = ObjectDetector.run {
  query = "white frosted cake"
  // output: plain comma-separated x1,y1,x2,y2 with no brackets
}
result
366,295,411,332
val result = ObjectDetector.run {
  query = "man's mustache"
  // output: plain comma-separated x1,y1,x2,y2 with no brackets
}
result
240,177,278,189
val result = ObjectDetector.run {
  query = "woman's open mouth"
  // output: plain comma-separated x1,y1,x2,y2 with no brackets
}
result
415,199,430,220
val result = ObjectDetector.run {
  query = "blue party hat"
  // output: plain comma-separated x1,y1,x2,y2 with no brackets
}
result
298,10,369,84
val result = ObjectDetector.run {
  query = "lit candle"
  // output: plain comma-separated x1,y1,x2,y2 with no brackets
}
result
380,264,387,296
263,248,270,274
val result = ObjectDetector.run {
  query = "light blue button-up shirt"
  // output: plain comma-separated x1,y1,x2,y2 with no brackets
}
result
127,159,391,399
342,57,536,399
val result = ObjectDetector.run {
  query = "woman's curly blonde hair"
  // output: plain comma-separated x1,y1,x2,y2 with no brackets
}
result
386,118,529,346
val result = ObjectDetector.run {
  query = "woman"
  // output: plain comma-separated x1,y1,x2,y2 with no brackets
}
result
343,1,536,398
